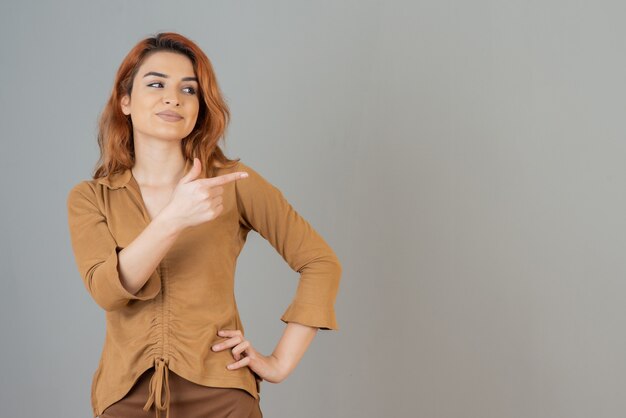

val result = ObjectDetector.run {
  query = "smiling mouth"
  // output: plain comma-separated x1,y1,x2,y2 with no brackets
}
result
157,113,183,122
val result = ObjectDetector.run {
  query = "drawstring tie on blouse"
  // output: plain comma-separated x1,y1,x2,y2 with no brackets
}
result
143,357,171,418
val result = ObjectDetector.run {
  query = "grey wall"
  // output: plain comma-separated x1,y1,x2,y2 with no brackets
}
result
1,1,625,417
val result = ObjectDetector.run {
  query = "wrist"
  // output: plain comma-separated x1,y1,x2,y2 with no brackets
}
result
270,353,292,380
153,212,184,237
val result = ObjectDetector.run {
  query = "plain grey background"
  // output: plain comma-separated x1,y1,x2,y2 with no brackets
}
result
1,0,625,417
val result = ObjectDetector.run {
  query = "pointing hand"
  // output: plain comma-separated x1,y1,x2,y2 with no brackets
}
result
159,157,248,231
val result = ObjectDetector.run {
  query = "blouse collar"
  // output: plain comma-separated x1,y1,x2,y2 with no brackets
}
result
96,168,132,189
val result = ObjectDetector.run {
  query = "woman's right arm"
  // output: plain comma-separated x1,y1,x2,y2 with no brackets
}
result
66,184,186,311
66,182,178,311
67,160,247,311
116,214,182,296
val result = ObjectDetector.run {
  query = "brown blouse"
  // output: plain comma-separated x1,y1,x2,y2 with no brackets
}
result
66,159,342,418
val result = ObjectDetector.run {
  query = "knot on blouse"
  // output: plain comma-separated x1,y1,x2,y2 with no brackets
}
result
142,357,171,418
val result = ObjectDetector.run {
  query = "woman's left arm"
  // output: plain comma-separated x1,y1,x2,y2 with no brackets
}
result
234,161,342,331
221,161,342,383
215,321,319,383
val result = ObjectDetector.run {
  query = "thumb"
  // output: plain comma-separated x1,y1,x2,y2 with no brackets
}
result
179,157,202,184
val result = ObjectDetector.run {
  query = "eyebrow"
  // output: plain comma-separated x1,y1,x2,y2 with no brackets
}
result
142,71,198,82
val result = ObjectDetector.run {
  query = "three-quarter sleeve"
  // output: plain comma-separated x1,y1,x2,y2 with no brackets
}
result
66,181,161,312
234,162,342,330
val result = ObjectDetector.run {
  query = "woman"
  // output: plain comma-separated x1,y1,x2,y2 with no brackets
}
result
66,32,342,418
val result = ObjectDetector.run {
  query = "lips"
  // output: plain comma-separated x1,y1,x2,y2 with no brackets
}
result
156,110,183,122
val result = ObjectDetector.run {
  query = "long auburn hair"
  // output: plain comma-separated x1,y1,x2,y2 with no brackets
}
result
93,32,239,180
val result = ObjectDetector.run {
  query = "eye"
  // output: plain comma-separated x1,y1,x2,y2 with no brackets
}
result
147,82,196,95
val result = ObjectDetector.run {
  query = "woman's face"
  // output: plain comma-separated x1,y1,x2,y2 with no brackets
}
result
120,51,200,143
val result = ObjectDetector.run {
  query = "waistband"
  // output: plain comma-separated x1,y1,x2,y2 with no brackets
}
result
142,357,171,418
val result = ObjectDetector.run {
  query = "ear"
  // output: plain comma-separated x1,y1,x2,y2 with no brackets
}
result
120,94,130,115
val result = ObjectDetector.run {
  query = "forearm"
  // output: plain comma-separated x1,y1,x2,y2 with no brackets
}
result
271,321,319,378
117,215,182,295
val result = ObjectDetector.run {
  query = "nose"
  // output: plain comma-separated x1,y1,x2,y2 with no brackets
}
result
162,89,181,106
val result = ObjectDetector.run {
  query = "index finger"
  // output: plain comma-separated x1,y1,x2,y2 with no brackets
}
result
202,171,249,187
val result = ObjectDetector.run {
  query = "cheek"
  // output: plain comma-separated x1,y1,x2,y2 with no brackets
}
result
188,102,200,121
130,97,153,114
129,104,155,128
130,113,150,130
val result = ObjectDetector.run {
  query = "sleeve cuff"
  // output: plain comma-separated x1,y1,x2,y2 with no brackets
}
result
280,301,339,330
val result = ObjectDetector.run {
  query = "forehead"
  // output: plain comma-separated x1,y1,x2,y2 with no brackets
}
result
136,51,196,78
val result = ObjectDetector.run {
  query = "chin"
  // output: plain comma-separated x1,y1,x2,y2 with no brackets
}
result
153,128,191,140
145,133,183,142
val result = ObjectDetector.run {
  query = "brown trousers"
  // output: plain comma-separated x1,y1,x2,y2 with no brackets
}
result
100,367,263,418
